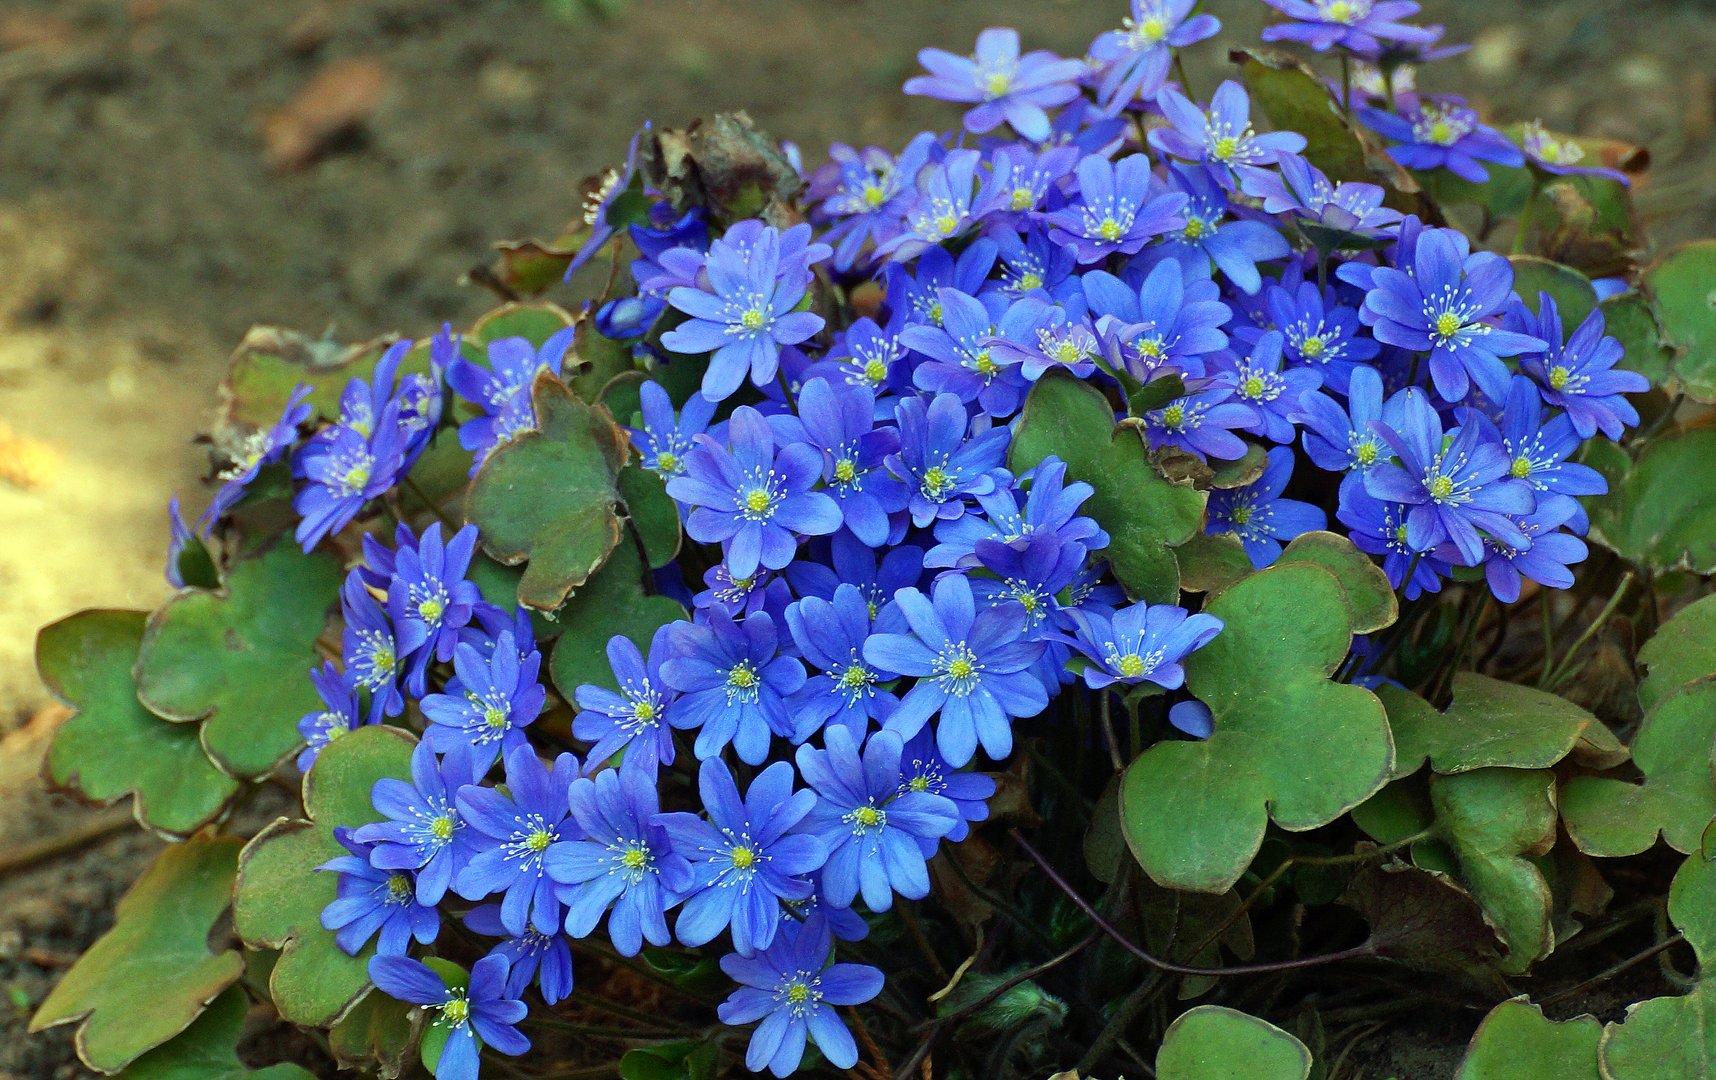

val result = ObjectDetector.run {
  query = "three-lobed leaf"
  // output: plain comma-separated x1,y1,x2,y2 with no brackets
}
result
1381,675,1622,778
1155,1005,1312,1080
549,539,687,697
1009,372,1205,604
1642,239,1716,403
1121,563,1393,892
134,545,342,778
1456,998,1601,1080
1429,769,1559,974
1637,593,1716,711
30,835,246,1073
233,725,417,1028
466,373,631,611
38,610,238,836
114,987,315,1080
1585,427,1716,575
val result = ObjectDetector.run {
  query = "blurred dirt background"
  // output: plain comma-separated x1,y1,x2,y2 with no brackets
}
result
1,0,1712,1075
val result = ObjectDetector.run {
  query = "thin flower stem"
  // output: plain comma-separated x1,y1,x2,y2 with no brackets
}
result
401,473,455,530
896,902,950,984
1539,933,1687,1008
1098,690,1125,773
1340,55,1353,121
1513,183,1540,255
1542,572,1634,690
1009,830,1377,976
569,992,698,1033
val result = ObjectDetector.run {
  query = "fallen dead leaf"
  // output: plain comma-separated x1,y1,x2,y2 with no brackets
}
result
0,422,61,491
260,56,388,173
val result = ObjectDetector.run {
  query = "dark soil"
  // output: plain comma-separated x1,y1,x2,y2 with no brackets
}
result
2,1,1712,1077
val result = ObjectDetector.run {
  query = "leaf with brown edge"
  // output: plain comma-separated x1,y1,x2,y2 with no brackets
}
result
1379,675,1623,778
30,835,245,1074
466,373,630,611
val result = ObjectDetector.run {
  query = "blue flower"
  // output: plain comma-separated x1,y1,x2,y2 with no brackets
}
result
420,631,548,773
1299,364,1394,473
807,317,909,399
659,610,807,765
1520,120,1630,182
985,298,1103,382
318,829,439,956
926,456,1107,569
1359,224,1545,403
545,762,694,956
204,385,312,523
455,745,580,937
1143,386,1257,461
807,136,937,269
784,583,901,738
1150,81,1307,182
1082,259,1232,380
1338,480,1449,599
573,626,680,773
1468,495,1589,604
667,406,843,579
1206,446,1329,567
1156,163,1291,294
463,904,574,1006
291,399,409,551
388,523,482,697
970,533,1087,633
903,27,1085,141
628,381,717,482
1063,598,1224,691
1261,0,1440,54
368,954,529,1080
658,759,826,957
1514,293,1648,441
352,741,482,906
1258,277,1380,391
902,288,1029,418
863,572,1047,766
1238,155,1404,238
794,727,958,910
340,569,404,725
986,145,1081,228
630,204,710,296
1494,375,1607,525
695,563,793,622
884,233,999,329
897,728,994,847
565,122,647,279
1360,95,1524,184
1087,0,1222,114
1362,388,1535,565
1211,330,1323,444
991,224,1080,303
886,393,1011,528
1041,153,1188,262
661,222,830,401
717,921,884,1078
785,532,926,616
793,378,905,547
296,661,365,773
447,328,577,473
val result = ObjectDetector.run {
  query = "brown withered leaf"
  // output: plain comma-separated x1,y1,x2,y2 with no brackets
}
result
261,57,388,172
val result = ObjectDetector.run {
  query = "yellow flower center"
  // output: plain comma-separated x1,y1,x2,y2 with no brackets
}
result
973,350,999,376
1136,338,1165,360
934,213,959,237
1300,335,1327,358
1430,475,1455,500
908,775,931,793
838,665,873,691
862,183,887,207
1242,375,1267,398
1510,456,1533,479
418,597,444,623
442,996,470,1026
1356,441,1380,466
431,814,455,841
1118,653,1146,678
484,705,509,730
1011,187,1035,211
1231,504,1254,526
1161,404,1187,428
946,657,975,680
1428,119,1454,144
834,459,857,483
655,451,680,474
728,663,759,690
787,981,812,1004
386,874,412,901
730,846,757,870
1548,366,1571,390
526,829,553,852
1183,217,1207,240
862,358,888,384
1434,312,1463,339
745,488,773,514
984,72,1012,97
632,700,657,722
922,466,953,498
741,308,767,331
1017,272,1043,292
621,847,649,870
1211,135,1239,160
1097,217,1123,241
854,806,883,827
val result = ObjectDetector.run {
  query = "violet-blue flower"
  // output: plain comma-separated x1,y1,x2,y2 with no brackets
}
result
658,759,826,957
793,378,904,547
1206,446,1329,567
368,954,529,1080
926,456,1108,570
886,392,1011,528
1211,331,1324,445
897,728,995,848
1040,153,1188,262
388,522,482,697
784,583,900,737
902,288,1029,418
318,829,439,956
1360,95,1523,184
1514,293,1647,440
628,380,716,480
340,569,404,725
716,921,884,1077
455,745,580,937
878,149,1012,261
419,631,547,773
573,625,680,773
794,726,958,910
1338,481,1449,599
1261,0,1439,54
1259,277,1380,391
1157,163,1291,295
863,572,1047,766
903,27,1085,141
1150,81,1307,182
1238,155,1404,238
205,385,312,523
1467,495,1589,605
1298,364,1393,474
668,406,843,579
1086,0,1222,115
463,904,574,1006
1143,385,1257,461
447,328,576,474
659,610,807,765
292,399,408,551
984,298,1103,382
1062,598,1224,691
352,740,482,906
808,136,937,269
296,661,365,773
545,761,694,956
1082,259,1232,381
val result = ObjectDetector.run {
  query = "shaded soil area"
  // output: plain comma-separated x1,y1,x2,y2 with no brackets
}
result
1,0,1713,1076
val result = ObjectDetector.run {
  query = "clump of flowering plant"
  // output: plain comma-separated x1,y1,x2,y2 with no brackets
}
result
28,3,1716,1079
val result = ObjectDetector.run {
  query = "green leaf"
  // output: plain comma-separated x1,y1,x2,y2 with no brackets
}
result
1156,1005,1312,1080
1560,679,1716,857
1643,239,1716,403
1175,532,1253,595
1009,372,1205,604
1234,49,1372,185
1430,769,1558,974
1275,531,1397,635
1509,256,1598,329
1456,998,1601,1080
620,1039,719,1080
570,319,641,403
549,539,687,698
471,300,578,349
233,725,417,1028
618,465,683,569
1638,593,1716,711
1598,980,1716,1080
327,990,417,1079
114,987,315,1080
418,958,469,1075
1382,675,1621,777
1668,849,1716,964
467,374,631,610
30,835,245,1073
39,610,239,837
135,545,341,779
1585,427,1716,574
1600,292,1673,387
219,326,408,429
1121,563,1393,892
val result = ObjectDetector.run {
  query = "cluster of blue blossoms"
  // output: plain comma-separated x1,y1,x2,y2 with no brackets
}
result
173,2,1647,1077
